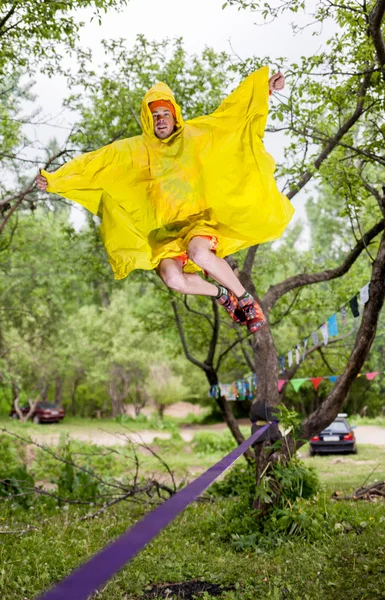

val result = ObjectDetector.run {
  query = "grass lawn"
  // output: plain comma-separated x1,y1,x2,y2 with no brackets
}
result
1,424,385,599
0,414,186,436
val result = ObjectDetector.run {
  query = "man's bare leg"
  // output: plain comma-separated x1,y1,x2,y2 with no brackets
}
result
187,237,265,332
187,237,246,296
158,258,218,296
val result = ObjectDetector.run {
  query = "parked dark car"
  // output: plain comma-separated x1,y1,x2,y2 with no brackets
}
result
310,414,357,455
10,402,65,424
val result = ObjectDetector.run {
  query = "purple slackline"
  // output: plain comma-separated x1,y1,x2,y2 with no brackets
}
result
38,423,270,600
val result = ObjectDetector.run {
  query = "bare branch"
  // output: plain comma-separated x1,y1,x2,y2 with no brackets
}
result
215,330,251,371
183,295,214,330
264,220,384,310
269,287,302,326
241,245,259,277
171,300,207,371
287,70,373,200
207,298,220,364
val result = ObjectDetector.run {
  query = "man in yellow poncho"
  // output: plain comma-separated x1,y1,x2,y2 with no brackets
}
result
36,67,294,333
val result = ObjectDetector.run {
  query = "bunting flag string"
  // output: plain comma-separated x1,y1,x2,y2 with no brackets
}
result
279,281,371,375
209,371,382,401
208,280,377,402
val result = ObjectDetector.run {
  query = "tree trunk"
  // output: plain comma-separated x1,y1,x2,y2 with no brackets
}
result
54,376,63,407
251,229,385,512
206,368,254,461
108,380,124,417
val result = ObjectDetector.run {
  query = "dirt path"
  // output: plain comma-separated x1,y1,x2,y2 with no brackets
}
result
27,423,385,447
353,425,385,446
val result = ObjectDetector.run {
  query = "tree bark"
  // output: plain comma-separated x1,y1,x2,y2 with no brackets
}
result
54,376,63,407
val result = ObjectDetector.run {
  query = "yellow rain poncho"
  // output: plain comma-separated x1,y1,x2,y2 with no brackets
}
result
42,66,294,279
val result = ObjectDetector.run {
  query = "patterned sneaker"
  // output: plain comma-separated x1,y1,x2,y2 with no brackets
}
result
238,292,266,333
215,286,247,325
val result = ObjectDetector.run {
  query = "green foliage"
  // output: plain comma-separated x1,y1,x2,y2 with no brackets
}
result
211,456,321,547
192,431,237,455
0,433,25,470
67,36,234,149
210,462,256,498
0,1,129,82
0,465,34,509
57,451,99,503
151,431,185,452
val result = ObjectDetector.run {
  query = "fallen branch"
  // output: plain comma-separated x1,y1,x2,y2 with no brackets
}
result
332,480,385,501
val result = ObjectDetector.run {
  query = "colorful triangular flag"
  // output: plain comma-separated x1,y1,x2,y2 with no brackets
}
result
291,378,307,392
320,323,329,345
360,283,370,306
349,295,360,318
365,372,379,380
327,314,338,337
295,345,301,365
311,331,319,346
278,380,287,392
302,337,309,360
311,377,324,391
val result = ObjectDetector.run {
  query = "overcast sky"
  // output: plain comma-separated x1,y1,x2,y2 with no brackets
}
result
26,0,336,230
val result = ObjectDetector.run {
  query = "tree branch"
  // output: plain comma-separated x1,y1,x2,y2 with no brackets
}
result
183,295,214,330
280,327,356,386
0,4,17,32
207,298,220,364
241,245,259,277
171,300,207,371
215,330,251,371
302,229,385,439
264,220,384,310
368,0,385,79
287,70,373,200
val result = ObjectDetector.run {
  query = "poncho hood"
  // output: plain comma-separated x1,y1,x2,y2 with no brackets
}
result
140,81,184,142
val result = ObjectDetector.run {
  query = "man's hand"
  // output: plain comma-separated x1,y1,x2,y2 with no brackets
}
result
269,72,285,93
36,173,48,191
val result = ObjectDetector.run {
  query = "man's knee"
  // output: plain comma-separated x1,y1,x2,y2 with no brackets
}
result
187,240,212,266
160,266,185,292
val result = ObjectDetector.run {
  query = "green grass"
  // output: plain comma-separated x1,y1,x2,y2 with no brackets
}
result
301,443,385,493
0,414,181,436
1,425,385,599
1,491,385,599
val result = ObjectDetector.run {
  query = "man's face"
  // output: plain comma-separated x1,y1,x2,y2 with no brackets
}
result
152,106,175,139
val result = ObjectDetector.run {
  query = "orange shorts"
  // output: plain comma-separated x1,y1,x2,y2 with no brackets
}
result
173,235,218,268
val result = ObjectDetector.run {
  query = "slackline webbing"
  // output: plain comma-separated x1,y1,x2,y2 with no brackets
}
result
38,423,270,600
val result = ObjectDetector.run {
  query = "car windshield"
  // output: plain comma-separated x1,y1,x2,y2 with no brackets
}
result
38,402,55,409
322,421,349,434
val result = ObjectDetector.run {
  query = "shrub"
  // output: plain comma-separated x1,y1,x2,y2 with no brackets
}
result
210,456,322,548
210,462,256,500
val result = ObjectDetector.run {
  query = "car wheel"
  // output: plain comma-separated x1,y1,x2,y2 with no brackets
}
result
11,413,19,420
32,415,40,424
309,449,316,457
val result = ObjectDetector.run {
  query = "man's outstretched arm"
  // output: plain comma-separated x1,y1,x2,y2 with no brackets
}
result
34,143,121,215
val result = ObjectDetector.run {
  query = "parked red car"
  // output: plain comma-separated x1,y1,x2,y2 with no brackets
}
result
10,402,65,424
